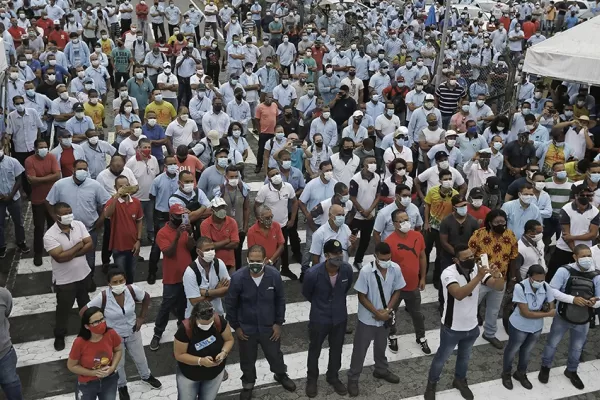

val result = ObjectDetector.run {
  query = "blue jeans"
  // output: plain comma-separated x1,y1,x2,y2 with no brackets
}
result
0,347,23,400
112,250,137,284
502,322,541,373
116,331,151,388
541,315,589,372
176,366,223,400
428,325,480,383
75,372,118,400
0,198,25,249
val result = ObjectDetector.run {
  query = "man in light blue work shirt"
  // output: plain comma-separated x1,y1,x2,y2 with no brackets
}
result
65,103,95,141
80,130,116,179
46,159,111,290
309,107,338,148
0,152,28,257
84,53,110,98
373,183,422,244
501,183,542,240
198,148,230,200
256,57,280,97
318,65,341,106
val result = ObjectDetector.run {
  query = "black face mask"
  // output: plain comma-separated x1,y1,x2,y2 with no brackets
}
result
349,71,356,76
492,224,506,234
314,141,323,147
110,168,124,176
479,160,490,169
578,196,590,206
213,105,222,113
343,148,353,155
460,258,475,271
171,216,182,227
428,122,437,127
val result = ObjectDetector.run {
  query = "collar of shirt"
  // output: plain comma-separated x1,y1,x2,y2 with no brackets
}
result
117,195,133,203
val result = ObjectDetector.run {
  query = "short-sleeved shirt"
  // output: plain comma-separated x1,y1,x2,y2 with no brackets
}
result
509,279,554,333
200,217,239,267
183,259,230,318
156,224,192,284
0,156,25,201
441,264,490,331
373,202,423,241
105,196,143,251
468,227,519,277
385,230,425,291
176,156,204,185
417,165,465,193
255,182,296,225
255,102,278,134
424,186,458,231
439,214,480,257
247,221,285,261
145,101,177,127
310,222,352,262
43,221,91,285
150,172,180,212
86,285,145,338
354,260,406,327
24,153,60,205
69,329,122,383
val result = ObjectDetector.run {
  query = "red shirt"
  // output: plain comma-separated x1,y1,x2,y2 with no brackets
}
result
106,197,143,251
176,156,204,186
499,16,511,31
522,21,536,39
60,147,75,177
68,329,122,383
385,230,425,292
36,19,53,35
310,46,326,70
247,221,284,260
467,204,490,227
24,153,60,205
136,3,149,19
8,26,25,46
156,224,192,284
200,216,239,267
48,29,69,50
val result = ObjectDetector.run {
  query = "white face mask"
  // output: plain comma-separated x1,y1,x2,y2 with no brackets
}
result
530,233,543,243
197,320,214,331
471,199,483,208
534,182,545,191
228,178,239,186
183,183,194,193
438,161,449,170
441,180,453,189
147,118,157,127
270,174,283,185
202,249,216,263
323,171,333,181
367,163,377,173
111,283,126,295
59,213,74,225
377,258,392,269
88,136,99,145
399,221,411,233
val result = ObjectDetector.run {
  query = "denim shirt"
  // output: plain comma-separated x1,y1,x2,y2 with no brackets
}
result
509,279,554,333
301,261,353,325
225,266,286,335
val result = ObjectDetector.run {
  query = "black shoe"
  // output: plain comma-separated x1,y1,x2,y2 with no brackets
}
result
347,380,359,397
424,381,437,400
305,379,318,398
149,335,160,351
513,371,532,389
345,325,353,334
54,336,65,351
538,366,550,384
274,374,296,392
87,280,96,293
118,386,130,400
452,378,474,400
34,254,43,266
137,255,145,261
388,337,398,353
299,272,304,283
373,370,400,384
142,375,162,389
418,338,431,354
254,166,261,174
239,388,253,400
482,334,504,349
564,369,585,390
223,369,228,381
17,242,30,253
280,268,298,280
501,372,513,390
326,377,347,395
147,273,157,285
0,247,7,258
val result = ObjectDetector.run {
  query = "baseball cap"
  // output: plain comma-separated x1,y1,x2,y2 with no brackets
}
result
425,94,435,101
53,20,60,24
198,83,207,91
352,110,364,117
207,130,220,146
73,103,84,112
163,62,171,68
434,150,448,161
210,197,227,208
394,126,409,137
579,115,590,122
469,187,484,198
169,204,185,215
451,195,467,206
445,130,458,137
323,239,343,254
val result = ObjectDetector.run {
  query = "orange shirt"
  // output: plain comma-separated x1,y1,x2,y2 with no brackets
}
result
24,153,60,205
255,103,278,134
105,197,143,252
176,155,204,186
200,216,240,267
247,221,284,260
156,224,192,284
385,230,425,292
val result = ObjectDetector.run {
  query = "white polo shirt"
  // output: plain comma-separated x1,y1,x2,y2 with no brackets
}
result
118,136,143,161
349,171,381,220
441,264,491,331
374,114,401,148
330,153,361,187
556,201,600,252
183,258,230,318
125,155,160,201
314,197,353,226
157,73,179,99
310,222,352,262
417,165,465,193
95,167,139,195
255,182,296,225
383,145,413,167
43,221,91,285
165,119,199,149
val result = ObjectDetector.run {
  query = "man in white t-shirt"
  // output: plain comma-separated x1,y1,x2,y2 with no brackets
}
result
165,106,200,149
416,151,467,195
157,61,179,111
374,102,401,169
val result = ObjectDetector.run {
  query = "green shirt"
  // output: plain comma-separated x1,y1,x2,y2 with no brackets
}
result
303,57,317,83
126,77,154,110
544,177,573,216
111,48,132,73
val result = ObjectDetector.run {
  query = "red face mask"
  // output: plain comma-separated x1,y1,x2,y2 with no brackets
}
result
141,149,151,157
88,321,107,335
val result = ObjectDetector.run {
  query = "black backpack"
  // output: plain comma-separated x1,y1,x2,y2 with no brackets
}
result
170,193,201,211
189,260,222,287
557,268,600,325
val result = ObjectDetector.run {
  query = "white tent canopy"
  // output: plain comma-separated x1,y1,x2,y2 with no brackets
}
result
523,16,600,86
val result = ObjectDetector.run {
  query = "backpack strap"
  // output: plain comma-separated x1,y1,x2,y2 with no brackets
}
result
190,262,203,288
101,290,107,312
171,193,191,207
126,284,139,302
183,318,193,339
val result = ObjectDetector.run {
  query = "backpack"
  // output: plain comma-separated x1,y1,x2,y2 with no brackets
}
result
189,259,222,287
558,268,600,325
101,285,139,311
171,193,201,211
502,281,549,333
182,314,222,339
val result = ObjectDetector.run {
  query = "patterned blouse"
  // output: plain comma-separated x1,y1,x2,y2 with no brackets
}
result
468,227,519,277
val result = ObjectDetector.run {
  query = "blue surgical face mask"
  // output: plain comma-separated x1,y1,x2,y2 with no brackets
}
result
578,256,594,271
591,173,600,183
530,279,543,289
333,215,345,227
455,205,467,216
281,160,292,169
556,171,567,180
217,157,228,168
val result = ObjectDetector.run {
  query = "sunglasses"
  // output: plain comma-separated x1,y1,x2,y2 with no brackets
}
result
197,308,214,319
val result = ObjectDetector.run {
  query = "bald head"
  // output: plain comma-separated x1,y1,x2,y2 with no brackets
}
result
329,204,344,217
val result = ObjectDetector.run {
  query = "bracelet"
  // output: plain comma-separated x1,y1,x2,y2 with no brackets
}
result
197,357,202,366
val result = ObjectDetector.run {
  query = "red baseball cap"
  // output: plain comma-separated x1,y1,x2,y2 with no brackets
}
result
169,204,185,215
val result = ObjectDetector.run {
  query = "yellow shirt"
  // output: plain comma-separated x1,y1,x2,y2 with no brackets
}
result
84,102,105,129
99,39,114,56
145,101,177,127
424,186,458,231
565,161,586,182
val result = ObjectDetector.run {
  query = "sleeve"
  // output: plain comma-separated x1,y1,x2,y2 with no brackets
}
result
353,267,369,295
441,267,459,288
301,268,316,301
183,268,202,298
219,260,230,280
197,189,210,207
44,232,61,252
255,186,267,203
424,188,433,205
68,338,82,360
174,324,191,343
349,179,359,197
549,268,575,304
309,229,323,255
274,272,286,325
155,229,172,251
512,283,527,303
130,284,145,302
86,292,103,309
558,208,571,225
393,267,407,291
224,277,241,329
275,225,285,245
590,210,600,226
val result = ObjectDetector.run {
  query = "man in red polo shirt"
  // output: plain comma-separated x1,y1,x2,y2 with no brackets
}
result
247,204,284,268
467,187,490,227
200,197,240,274
48,21,69,50
384,209,430,354
7,18,25,47
104,175,143,284
150,203,196,351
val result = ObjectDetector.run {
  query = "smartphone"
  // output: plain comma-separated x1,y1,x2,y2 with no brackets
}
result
293,139,303,148
351,228,359,236
480,253,489,268
182,213,190,226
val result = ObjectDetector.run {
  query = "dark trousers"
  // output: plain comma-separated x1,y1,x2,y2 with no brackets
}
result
32,203,54,256
543,215,561,247
102,218,112,265
234,231,247,270
546,248,574,283
194,25,201,43
152,22,166,41
425,228,442,284
149,212,169,275
121,18,132,35
207,22,218,39
107,62,115,88
0,199,25,249
256,133,274,170
54,276,91,338
238,331,287,389
114,72,130,97
307,320,347,381
394,289,426,340
350,218,374,264
12,151,34,197
168,23,178,37
177,76,192,108
282,213,301,268
0,347,23,400
153,283,186,338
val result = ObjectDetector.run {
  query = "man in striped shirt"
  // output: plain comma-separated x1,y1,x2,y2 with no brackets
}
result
543,161,572,248
435,72,467,129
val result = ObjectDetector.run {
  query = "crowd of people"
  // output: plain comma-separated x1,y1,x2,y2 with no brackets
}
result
0,0,599,399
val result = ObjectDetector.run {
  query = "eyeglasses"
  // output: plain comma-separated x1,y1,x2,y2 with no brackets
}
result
88,317,105,326
197,308,214,319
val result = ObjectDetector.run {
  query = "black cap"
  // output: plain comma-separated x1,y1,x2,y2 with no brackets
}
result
323,239,343,254
73,102,84,112
451,195,467,206
469,187,484,198
434,150,449,161
486,176,500,191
